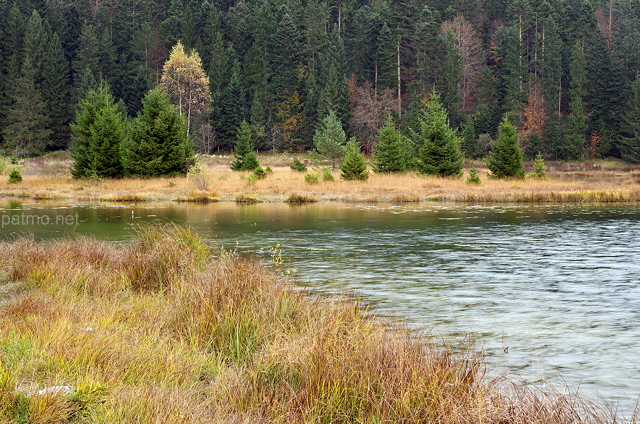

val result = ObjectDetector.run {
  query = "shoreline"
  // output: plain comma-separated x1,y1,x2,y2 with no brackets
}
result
1,153,639,204
0,224,631,422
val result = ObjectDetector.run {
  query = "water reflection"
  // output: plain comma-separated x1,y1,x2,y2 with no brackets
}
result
1,201,639,412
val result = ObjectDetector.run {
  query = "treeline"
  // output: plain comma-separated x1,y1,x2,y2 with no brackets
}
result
1,0,640,163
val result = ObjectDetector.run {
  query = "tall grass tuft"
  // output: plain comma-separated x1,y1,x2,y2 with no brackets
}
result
0,224,631,423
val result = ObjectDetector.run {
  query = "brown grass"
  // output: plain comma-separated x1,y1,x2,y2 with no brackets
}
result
1,153,639,204
0,224,632,423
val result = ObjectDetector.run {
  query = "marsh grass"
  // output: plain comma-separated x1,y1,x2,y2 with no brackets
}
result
0,224,631,423
0,154,639,203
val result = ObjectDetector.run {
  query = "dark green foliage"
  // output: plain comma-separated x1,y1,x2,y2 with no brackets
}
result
8,168,22,183
70,81,126,178
466,168,480,184
42,31,71,150
488,117,525,179
2,58,51,156
231,120,257,171
121,88,192,177
376,23,396,92
461,116,481,158
242,151,260,172
290,158,307,172
373,115,407,173
620,73,640,163
411,94,464,177
89,102,126,178
71,83,115,178
340,138,369,181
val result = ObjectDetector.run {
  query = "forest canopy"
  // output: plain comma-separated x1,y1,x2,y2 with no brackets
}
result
1,0,640,163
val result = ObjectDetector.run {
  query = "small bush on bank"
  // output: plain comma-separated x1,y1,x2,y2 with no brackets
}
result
290,158,307,172
8,169,22,183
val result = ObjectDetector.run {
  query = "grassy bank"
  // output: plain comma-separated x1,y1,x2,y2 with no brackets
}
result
0,224,628,422
1,153,639,204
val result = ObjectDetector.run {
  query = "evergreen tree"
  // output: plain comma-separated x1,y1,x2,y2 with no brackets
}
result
565,41,588,160
411,94,464,177
372,115,407,173
318,29,349,125
488,117,525,178
586,29,625,157
231,120,257,171
376,23,397,92
122,88,192,177
89,102,126,178
314,111,347,169
70,82,116,178
41,31,71,150
3,58,51,156
461,115,480,158
620,73,640,163
216,58,245,148
341,138,369,181
301,70,320,150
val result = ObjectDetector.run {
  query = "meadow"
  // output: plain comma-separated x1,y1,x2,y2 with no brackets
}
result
0,224,630,423
0,153,639,204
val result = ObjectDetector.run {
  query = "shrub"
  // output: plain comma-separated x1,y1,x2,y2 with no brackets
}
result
466,168,481,184
253,166,267,179
529,152,548,180
304,173,319,184
8,169,22,183
290,158,307,172
321,167,334,181
285,193,317,203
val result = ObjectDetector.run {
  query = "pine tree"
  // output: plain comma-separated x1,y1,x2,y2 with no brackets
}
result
121,88,192,177
41,31,71,150
341,138,369,181
620,73,640,163
314,111,347,169
564,42,588,160
89,103,126,178
461,115,480,158
372,115,407,173
231,120,257,171
70,82,117,178
488,116,525,178
411,94,464,177
376,23,397,92
3,57,51,156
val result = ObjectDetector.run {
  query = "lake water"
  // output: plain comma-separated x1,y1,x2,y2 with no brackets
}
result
1,200,639,414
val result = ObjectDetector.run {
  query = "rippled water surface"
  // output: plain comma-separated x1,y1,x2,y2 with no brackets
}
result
2,201,639,413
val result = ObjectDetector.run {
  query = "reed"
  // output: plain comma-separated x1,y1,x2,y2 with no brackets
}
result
0,224,631,423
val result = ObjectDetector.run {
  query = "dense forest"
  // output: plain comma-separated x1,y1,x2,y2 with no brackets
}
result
1,0,640,163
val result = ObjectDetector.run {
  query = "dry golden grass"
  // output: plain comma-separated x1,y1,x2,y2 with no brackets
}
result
1,153,639,203
0,224,632,423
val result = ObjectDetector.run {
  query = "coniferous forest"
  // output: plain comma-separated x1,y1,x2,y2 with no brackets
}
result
2,0,640,164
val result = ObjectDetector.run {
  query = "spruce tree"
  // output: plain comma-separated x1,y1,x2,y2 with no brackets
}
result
89,103,125,178
3,58,51,156
488,117,525,178
314,111,346,169
412,94,464,177
372,115,407,173
231,120,257,171
71,82,119,178
565,42,588,160
341,138,369,181
41,31,71,150
121,88,192,177
620,73,640,163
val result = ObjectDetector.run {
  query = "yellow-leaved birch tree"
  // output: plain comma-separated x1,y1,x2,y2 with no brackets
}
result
160,41,212,137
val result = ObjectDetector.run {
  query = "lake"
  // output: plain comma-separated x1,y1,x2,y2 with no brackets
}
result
1,200,639,414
